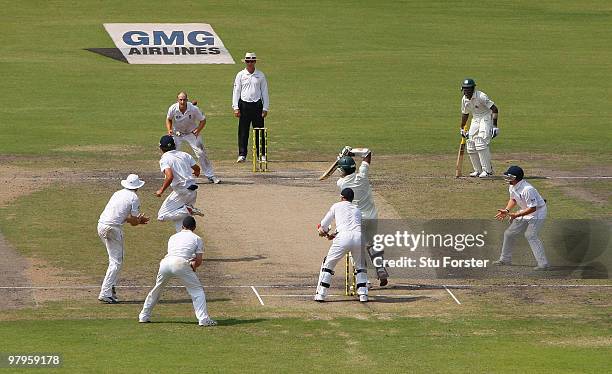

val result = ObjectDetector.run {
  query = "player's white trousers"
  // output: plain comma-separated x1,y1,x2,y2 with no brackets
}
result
158,188,197,232
466,115,493,174
174,134,215,178
316,232,367,298
499,207,549,267
97,223,123,298
139,256,210,323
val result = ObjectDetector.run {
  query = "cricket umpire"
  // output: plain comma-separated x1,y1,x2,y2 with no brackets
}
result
232,52,269,163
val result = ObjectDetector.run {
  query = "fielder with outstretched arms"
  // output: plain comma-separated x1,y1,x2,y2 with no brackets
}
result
336,146,389,286
315,188,369,302
494,166,550,270
459,78,499,178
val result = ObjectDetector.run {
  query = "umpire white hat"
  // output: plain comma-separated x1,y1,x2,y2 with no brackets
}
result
242,52,257,62
121,174,145,190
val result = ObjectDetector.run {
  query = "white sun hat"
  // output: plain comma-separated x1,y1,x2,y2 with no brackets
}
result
121,174,145,190
242,52,257,62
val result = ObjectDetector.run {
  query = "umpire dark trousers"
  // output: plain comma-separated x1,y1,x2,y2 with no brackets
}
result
238,99,265,157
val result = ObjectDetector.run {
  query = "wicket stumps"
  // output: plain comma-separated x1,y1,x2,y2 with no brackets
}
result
252,127,268,172
345,252,356,296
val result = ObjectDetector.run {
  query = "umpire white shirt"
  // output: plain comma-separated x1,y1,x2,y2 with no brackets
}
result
461,90,494,118
232,69,270,111
509,180,547,220
99,189,140,226
337,161,378,219
167,102,205,134
321,201,362,233
166,230,204,260
159,150,197,190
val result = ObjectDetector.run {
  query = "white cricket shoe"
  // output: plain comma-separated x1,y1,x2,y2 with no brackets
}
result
208,176,220,184
314,294,325,302
236,156,246,163
359,295,369,302
199,318,218,327
478,171,493,178
469,171,481,177
533,265,551,271
138,318,151,323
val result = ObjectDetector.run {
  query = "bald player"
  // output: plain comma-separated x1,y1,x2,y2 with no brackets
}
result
459,78,499,178
336,146,389,286
166,91,220,184
315,188,368,302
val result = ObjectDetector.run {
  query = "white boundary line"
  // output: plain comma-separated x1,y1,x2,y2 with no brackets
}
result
444,285,462,305
250,286,265,306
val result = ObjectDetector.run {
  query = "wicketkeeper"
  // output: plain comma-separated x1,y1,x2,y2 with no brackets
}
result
315,188,369,302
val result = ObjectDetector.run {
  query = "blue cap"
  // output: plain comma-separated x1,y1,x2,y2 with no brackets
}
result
504,166,524,181
159,135,175,150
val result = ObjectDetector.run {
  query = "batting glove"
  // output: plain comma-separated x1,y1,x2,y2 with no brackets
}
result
339,146,352,157
491,127,499,138
460,129,469,138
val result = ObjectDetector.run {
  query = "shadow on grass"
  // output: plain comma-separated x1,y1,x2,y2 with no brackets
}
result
119,298,231,305
144,318,267,326
206,255,267,263
321,296,429,304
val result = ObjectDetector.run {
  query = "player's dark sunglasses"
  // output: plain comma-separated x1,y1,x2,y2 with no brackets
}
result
245,59,256,63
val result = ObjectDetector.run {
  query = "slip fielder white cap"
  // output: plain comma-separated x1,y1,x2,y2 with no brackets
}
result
242,52,257,62
121,174,145,190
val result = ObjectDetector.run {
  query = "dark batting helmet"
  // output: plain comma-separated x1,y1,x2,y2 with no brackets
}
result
159,135,176,152
337,156,356,175
461,78,476,90
503,165,524,182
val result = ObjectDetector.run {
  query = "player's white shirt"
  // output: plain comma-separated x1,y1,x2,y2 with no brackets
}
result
321,201,362,233
461,90,494,118
167,102,205,133
337,161,378,219
166,230,204,260
509,180,547,220
99,189,140,226
232,68,270,111
159,150,197,190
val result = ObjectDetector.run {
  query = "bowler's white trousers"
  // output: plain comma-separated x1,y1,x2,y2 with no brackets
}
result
139,256,210,323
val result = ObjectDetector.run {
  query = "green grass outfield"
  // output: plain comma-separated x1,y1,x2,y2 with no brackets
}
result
2,317,610,373
1,1,611,373
1,0,610,157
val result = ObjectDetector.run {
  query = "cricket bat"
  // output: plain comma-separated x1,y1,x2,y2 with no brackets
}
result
318,160,339,181
455,125,467,178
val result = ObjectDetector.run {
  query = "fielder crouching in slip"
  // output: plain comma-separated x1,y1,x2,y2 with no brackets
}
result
139,216,217,326
494,166,550,270
315,188,369,302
